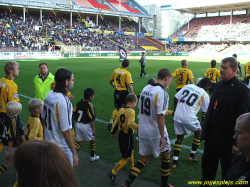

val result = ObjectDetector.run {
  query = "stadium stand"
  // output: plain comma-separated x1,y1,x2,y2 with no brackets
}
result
169,15,250,39
106,0,141,13
73,0,111,10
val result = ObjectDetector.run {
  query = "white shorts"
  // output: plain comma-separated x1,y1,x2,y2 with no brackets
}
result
75,122,94,142
174,120,201,135
5,146,17,157
139,130,171,157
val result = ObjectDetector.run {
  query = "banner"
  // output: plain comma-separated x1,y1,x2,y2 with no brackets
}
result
118,46,127,62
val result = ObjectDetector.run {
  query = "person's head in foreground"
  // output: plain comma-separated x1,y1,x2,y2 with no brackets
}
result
14,140,79,187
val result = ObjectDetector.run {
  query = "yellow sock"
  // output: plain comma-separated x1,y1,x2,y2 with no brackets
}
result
13,181,18,187
0,165,7,175
0,143,4,153
112,158,128,175
129,153,134,168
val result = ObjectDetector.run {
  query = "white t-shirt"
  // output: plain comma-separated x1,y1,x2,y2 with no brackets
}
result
138,83,169,139
42,91,73,149
174,84,210,124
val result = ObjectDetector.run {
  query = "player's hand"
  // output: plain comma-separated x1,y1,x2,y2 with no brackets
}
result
68,95,75,100
73,153,79,167
110,134,115,140
160,137,166,150
232,145,239,154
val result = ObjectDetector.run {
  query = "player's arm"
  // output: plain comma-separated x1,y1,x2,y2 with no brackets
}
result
90,121,96,136
157,114,166,150
6,140,14,159
111,117,119,134
168,76,175,85
166,76,175,91
128,112,138,131
62,129,79,167
29,121,43,140
190,79,194,84
109,79,114,88
173,97,178,115
128,83,134,94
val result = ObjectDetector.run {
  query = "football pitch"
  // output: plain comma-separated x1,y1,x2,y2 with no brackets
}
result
0,55,248,187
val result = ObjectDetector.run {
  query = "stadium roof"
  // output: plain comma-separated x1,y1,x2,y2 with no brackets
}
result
173,2,250,14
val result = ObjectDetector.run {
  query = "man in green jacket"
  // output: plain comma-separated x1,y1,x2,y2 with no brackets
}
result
34,63,54,101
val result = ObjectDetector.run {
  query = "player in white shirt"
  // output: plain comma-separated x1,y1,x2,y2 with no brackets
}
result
42,68,79,167
171,77,211,169
122,68,175,187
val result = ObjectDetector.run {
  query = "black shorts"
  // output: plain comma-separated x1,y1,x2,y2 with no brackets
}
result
114,90,129,108
119,130,133,158
0,113,6,139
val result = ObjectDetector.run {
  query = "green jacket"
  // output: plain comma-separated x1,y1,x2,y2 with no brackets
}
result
34,72,54,101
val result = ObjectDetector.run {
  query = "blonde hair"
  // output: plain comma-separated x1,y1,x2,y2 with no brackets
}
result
197,77,203,84
28,99,43,116
6,102,22,117
4,61,19,75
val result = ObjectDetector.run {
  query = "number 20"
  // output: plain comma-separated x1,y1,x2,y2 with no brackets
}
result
180,90,198,106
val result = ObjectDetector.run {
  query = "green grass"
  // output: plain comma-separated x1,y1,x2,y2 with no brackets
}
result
1,56,247,186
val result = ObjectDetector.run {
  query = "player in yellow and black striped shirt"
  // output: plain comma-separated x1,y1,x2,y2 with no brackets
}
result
169,59,194,92
107,93,138,185
204,60,221,95
108,60,134,131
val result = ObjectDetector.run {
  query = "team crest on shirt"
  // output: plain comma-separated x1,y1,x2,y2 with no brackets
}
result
13,93,18,99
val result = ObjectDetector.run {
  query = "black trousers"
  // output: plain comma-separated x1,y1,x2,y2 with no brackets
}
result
140,65,147,76
200,139,236,186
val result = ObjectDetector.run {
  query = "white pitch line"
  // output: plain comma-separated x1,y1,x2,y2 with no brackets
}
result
19,93,203,153
170,133,203,154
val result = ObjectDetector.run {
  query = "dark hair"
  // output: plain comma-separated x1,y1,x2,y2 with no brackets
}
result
211,60,216,67
126,93,137,103
14,140,79,187
221,57,238,69
84,88,95,100
232,54,237,58
148,78,156,84
197,77,212,89
181,59,188,66
39,63,48,68
157,68,171,80
54,68,72,95
122,59,130,68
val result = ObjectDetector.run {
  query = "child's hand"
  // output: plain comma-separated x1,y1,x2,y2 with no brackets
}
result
110,134,115,140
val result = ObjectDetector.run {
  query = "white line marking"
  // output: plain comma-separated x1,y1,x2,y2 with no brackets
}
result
19,93,203,153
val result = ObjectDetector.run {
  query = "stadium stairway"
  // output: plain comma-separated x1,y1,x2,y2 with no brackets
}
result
184,18,206,38
54,39,68,51
105,37,119,46
146,36,165,51
135,37,161,51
